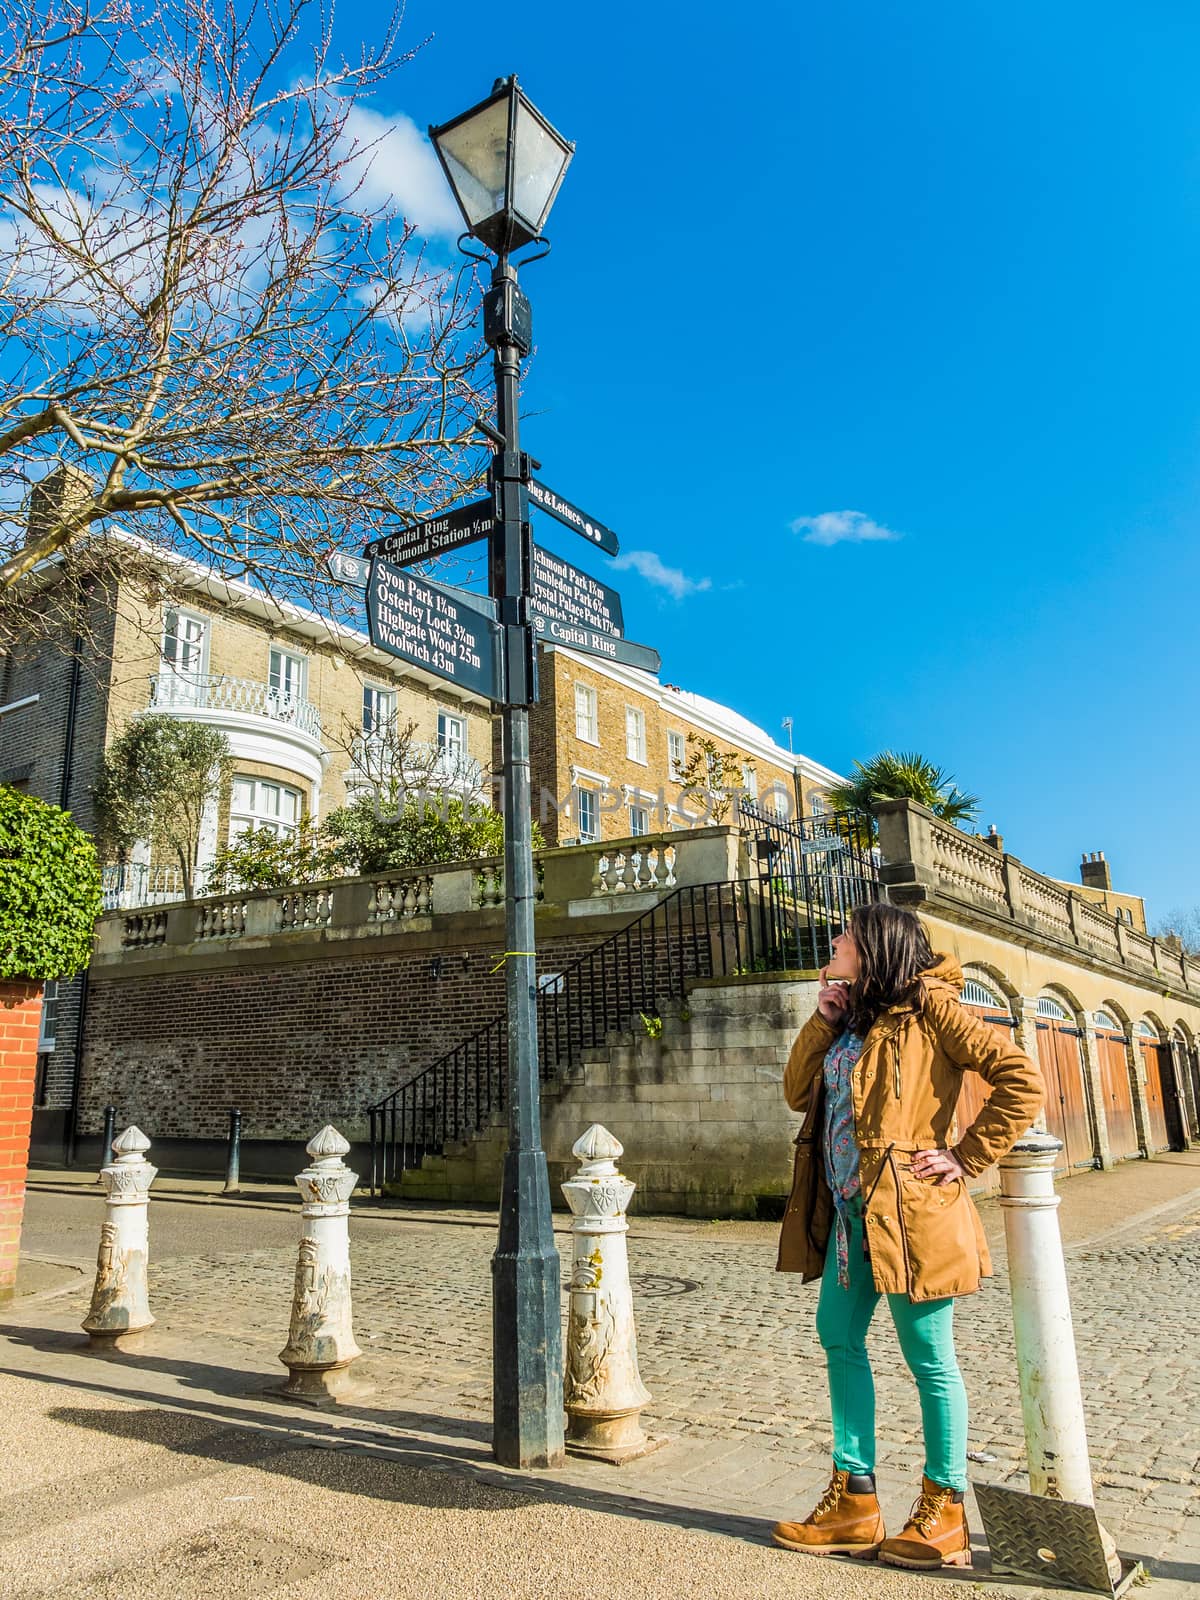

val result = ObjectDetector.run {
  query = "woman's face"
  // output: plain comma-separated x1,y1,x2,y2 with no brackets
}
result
826,926,862,982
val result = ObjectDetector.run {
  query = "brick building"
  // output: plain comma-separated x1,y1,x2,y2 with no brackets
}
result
1,505,495,1156
525,644,840,846
1053,850,1147,933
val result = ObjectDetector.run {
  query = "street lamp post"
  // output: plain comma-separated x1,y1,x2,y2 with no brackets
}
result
430,76,574,1469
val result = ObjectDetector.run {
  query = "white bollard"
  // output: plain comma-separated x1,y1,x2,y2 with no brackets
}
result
561,1124,658,1462
998,1131,1121,1582
276,1125,364,1406
82,1125,157,1350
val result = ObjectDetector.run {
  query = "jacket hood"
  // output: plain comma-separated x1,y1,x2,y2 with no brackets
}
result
919,953,964,998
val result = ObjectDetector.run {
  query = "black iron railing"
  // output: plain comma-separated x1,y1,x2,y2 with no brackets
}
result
367,827,882,1196
738,801,880,971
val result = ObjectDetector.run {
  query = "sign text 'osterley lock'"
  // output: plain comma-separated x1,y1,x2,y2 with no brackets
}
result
367,561,502,701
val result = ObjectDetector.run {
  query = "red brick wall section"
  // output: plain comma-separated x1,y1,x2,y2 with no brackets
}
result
78,934,609,1143
0,981,42,1298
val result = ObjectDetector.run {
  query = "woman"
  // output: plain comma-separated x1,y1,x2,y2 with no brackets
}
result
770,901,1042,1569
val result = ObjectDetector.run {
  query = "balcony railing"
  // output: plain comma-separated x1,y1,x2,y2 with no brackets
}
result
148,671,321,739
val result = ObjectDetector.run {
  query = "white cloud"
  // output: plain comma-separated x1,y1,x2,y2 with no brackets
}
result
613,548,711,600
338,106,461,238
791,509,903,546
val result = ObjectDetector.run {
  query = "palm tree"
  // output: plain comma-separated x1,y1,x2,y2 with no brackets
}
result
826,751,980,837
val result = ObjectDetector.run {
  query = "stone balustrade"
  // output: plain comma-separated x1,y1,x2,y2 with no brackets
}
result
93,827,742,967
876,797,1200,1000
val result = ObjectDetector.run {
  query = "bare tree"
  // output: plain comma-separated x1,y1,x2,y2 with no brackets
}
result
1152,907,1200,956
326,710,490,810
0,0,488,637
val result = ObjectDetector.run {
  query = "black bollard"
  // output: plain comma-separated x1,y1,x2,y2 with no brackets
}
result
97,1104,116,1181
223,1107,241,1194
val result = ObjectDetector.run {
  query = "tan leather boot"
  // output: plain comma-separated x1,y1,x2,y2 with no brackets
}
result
878,1476,972,1569
771,1467,885,1558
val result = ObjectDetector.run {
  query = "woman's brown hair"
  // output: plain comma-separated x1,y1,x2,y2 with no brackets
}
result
843,901,936,1037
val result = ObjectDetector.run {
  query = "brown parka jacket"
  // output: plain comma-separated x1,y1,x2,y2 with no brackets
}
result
776,954,1044,1303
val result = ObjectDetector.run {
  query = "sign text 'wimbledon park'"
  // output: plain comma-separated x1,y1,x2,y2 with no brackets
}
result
531,544,624,636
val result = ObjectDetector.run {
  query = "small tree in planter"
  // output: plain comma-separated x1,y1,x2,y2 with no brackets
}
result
0,786,101,1296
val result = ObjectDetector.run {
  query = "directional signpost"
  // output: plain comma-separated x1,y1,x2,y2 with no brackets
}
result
364,497,496,567
528,612,661,675
366,561,502,702
371,70,656,1473
527,478,619,555
360,496,663,683
531,544,623,636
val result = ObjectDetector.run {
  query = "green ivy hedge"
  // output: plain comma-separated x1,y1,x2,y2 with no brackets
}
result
0,785,102,982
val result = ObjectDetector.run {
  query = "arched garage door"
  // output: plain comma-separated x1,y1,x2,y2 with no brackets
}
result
1093,1011,1140,1162
1136,1022,1186,1151
957,976,1016,1195
1035,995,1096,1174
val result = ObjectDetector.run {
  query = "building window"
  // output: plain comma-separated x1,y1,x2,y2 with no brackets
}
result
575,683,598,744
742,764,758,799
362,684,396,734
667,730,686,781
268,647,306,700
229,776,302,841
628,804,649,837
810,791,827,816
161,608,206,673
576,786,599,842
437,710,467,754
38,980,58,1052
624,706,647,764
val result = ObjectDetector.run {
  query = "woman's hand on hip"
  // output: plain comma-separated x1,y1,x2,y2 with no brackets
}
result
816,978,851,1026
912,1148,967,1186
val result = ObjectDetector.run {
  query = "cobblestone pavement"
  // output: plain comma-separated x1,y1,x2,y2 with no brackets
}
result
6,1168,1200,1597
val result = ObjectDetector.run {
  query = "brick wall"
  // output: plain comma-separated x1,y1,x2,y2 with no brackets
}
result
529,648,813,845
0,981,42,1298
78,929,609,1151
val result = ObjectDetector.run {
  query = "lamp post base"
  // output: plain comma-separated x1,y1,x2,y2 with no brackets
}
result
491,1146,566,1469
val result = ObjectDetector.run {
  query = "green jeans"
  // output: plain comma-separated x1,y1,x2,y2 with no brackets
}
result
816,1196,969,1492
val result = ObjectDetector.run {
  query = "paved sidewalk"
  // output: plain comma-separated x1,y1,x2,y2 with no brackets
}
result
4,1152,1199,1598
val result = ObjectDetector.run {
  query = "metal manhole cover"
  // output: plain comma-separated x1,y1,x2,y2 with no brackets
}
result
629,1273,700,1297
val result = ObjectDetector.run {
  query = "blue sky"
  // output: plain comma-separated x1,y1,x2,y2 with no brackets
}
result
336,1,1200,922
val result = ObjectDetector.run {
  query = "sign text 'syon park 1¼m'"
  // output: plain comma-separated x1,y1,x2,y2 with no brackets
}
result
366,562,502,703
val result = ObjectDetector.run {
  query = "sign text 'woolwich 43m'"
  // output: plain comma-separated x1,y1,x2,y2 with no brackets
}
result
366,560,503,701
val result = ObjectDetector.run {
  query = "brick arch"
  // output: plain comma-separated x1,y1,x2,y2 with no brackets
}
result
1095,997,1132,1033
960,962,1020,1012
1037,982,1087,1025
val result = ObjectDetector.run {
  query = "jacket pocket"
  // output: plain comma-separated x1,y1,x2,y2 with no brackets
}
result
894,1164,984,1301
